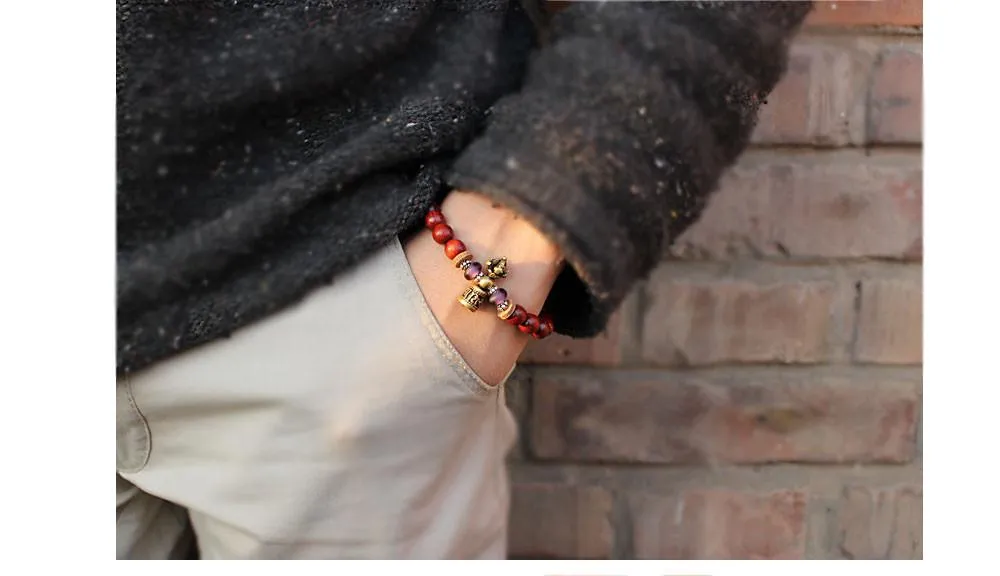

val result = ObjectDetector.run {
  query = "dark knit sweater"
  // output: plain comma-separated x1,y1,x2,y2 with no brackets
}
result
117,0,813,374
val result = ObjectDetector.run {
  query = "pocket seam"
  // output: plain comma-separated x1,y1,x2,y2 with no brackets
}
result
116,374,152,474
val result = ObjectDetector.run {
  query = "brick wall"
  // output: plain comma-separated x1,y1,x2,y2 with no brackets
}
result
507,0,923,560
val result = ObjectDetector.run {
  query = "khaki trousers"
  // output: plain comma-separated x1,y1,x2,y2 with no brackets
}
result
116,238,519,559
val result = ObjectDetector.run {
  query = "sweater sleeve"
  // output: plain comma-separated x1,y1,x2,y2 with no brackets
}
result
446,1,813,338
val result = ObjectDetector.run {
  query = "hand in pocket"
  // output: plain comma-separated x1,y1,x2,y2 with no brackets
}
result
402,190,564,386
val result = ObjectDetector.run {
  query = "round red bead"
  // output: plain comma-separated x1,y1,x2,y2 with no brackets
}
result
444,239,467,260
505,304,527,326
533,316,554,339
518,313,540,335
431,224,454,244
425,210,445,230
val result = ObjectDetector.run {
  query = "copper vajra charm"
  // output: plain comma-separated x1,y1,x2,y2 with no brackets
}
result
457,256,508,313
458,284,488,312
485,257,508,279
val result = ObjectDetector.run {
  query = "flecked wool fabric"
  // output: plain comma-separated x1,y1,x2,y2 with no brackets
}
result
117,0,813,374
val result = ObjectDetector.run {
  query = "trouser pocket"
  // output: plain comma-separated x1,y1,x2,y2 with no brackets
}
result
116,376,151,474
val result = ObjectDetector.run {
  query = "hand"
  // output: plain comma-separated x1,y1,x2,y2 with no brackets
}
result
403,190,564,385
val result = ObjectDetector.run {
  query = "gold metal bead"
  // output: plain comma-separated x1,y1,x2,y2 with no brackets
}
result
497,299,515,319
475,275,495,292
458,284,488,312
485,257,508,279
452,251,473,268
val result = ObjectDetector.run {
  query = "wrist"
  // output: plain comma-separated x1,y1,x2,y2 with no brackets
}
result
441,190,564,312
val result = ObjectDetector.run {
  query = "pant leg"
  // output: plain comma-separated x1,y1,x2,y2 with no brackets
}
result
117,373,196,559
115,238,519,559
116,474,195,559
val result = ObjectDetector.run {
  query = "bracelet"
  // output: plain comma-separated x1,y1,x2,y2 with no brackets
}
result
423,206,555,340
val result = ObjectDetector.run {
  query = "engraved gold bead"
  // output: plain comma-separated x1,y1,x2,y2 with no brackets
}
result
458,284,488,312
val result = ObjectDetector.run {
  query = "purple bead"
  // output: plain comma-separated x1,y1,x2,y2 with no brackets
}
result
489,288,508,305
464,262,482,281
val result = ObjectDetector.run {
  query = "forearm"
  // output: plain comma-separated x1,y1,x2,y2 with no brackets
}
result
403,190,563,385
448,2,813,339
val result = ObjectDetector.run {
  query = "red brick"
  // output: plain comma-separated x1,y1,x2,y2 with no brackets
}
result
839,485,922,559
806,0,922,28
672,153,923,260
641,279,835,366
507,484,614,559
521,310,622,366
868,47,922,144
854,278,923,364
530,371,919,464
752,41,866,146
631,490,807,559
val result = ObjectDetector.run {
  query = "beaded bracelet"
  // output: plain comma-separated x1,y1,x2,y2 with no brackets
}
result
423,206,555,340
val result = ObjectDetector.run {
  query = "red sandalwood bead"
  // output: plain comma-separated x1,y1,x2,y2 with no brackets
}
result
444,239,467,260
533,316,554,339
425,210,445,230
505,304,527,326
431,223,454,244
518,313,540,335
